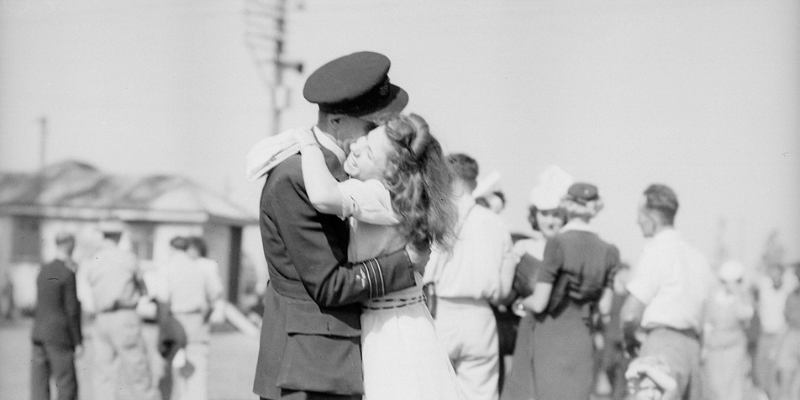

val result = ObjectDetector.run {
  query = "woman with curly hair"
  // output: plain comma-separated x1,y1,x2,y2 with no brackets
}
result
295,113,463,400
527,182,621,400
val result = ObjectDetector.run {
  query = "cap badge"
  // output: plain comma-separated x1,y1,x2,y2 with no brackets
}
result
379,79,389,96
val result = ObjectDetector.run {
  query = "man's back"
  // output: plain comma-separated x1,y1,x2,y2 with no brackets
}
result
426,196,516,302
32,259,82,347
85,246,139,312
629,229,714,332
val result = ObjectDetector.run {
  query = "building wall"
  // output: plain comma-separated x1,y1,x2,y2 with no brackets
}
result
0,216,12,285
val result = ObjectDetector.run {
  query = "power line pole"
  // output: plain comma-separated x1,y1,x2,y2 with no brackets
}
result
38,115,47,170
244,0,304,136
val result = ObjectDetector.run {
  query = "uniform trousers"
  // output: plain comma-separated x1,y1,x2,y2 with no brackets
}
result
170,312,210,400
435,297,500,400
93,309,161,400
30,342,78,400
639,327,702,400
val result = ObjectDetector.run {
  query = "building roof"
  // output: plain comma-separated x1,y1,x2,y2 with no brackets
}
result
0,160,256,226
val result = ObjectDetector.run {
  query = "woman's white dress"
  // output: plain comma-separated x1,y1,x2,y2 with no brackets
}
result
339,179,463,400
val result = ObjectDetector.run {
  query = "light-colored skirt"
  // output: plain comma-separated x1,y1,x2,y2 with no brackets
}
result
361,295,463,400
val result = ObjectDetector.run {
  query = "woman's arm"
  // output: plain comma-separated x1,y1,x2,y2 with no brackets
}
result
529,282,553,313
296,131,345,216
598,287,614,317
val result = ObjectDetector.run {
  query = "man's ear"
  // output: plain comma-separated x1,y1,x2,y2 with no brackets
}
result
327,114,343,128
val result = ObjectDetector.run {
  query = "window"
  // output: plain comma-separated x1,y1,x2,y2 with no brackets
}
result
12,216,41,263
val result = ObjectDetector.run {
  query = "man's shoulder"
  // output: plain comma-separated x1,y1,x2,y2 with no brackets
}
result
269,154,303,180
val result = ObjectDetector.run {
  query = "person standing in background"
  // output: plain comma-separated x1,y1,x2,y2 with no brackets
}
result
621,184,714,400
776,262,800,400
186,236,225,324
527,182,619,400
30,232,83,400
753,261,799,399
701,260,755,400
84,220,161,400
158,236,223,400
424,153,518,400
500,165,572,400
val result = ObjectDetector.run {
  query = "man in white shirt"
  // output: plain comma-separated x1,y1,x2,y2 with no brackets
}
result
621,184,714,400
424,153,518,400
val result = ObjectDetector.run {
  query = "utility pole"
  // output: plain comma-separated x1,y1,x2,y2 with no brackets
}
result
38,116,48,170
244,0,304,136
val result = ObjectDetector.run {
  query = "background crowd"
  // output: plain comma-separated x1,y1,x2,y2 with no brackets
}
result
12,156,800,400
25,221,226,400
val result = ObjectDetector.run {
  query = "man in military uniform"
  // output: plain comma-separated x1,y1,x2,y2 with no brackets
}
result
251,51,427,400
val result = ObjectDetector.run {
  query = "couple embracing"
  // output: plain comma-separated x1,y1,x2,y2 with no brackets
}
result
246,52,464,400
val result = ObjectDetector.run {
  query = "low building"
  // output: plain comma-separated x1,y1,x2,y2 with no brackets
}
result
0,160,257,307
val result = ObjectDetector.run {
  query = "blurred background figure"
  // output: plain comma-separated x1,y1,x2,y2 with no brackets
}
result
621,184,714,400
701,260,755,400
753,260,799,399
30,232,83,400
775,262,800,400
424,153,518,400
186,237,225,325
526,182,619,400
83,219,161,400
474,171,505,215
473,171,518,391
157,236,223,400
599,262,634,400
500,165,572,400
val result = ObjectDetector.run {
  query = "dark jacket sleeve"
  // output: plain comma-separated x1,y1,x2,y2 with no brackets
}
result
63,269,83,347
267,157,415,308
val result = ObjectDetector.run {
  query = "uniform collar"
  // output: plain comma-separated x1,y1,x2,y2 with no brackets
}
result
313,126,346,164
560,219,596,234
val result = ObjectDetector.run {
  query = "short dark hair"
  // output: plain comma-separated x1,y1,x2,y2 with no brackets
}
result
55,232,75,246
170,236,188,251
447,153,479,187
187,236,208,257
643,184,679,225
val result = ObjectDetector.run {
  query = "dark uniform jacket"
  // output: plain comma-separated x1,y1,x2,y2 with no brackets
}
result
31,259,82,348
253,148,416,399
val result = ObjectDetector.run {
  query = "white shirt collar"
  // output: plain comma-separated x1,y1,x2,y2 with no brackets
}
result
313,126,346,164
559,219,597,234
651,227,679,242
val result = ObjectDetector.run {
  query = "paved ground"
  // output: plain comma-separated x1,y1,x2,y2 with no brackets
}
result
0,317,260,400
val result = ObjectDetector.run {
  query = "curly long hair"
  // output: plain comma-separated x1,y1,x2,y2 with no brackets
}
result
375,113,457,251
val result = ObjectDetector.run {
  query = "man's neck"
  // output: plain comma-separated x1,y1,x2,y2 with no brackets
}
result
54,251,72,262
652,224,674,237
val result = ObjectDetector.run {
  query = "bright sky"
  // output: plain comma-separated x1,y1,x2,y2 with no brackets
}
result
1,0,798,269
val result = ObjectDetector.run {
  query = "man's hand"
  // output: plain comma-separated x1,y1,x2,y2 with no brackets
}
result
406,243,431,273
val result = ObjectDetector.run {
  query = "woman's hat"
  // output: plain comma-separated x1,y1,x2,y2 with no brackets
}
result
566,182,599,205
529,165,573,210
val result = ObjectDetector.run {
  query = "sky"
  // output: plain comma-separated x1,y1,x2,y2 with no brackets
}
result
1,0,798,270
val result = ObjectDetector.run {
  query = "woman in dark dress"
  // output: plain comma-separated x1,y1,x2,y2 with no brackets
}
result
528,182,620,400
500,166,572,400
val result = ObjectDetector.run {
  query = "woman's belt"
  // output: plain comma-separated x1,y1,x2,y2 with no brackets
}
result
363,295,424,310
